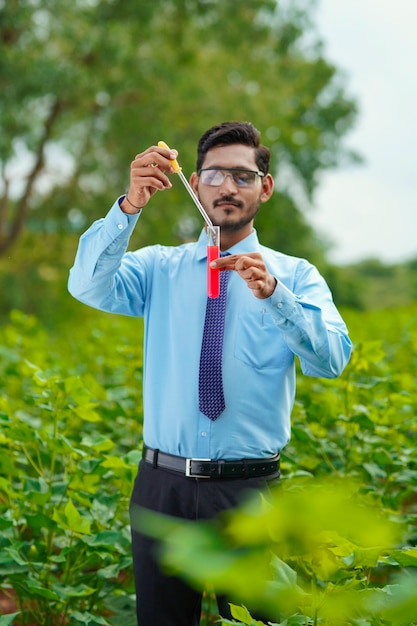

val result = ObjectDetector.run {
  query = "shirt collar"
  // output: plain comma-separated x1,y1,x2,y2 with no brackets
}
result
196,228,260,261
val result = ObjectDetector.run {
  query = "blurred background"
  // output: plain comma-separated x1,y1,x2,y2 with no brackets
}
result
1,0,416,330
313,0,417,267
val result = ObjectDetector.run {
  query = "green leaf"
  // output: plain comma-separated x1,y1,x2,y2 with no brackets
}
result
0,515,13,530
347,547,383,569
53,499,91,535
73,404,102,423
82,530,126,549
0,614,20,626
56,583,97,598
5,547,27,566
81,434,114,452
101,455,128,469
362,462,387,479
25,580,60,601
0,476,12,496
69,611,111,625
291,426,316,443
25,512,58,532
230,604,253,624
229,604,266,625
126,449,142,466
270,556,297,589
369,574,417,624
389,547,417,567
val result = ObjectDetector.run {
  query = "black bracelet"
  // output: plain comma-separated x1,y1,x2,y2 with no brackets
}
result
125,194,142,211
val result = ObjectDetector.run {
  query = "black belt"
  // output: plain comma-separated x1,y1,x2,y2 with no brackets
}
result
142,446,280,479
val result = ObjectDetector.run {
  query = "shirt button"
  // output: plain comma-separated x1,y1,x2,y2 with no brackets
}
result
117,223,123,230
201,431,207,437
277,302,283,308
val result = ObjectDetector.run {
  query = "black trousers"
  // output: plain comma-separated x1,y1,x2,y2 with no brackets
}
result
129,459,276,626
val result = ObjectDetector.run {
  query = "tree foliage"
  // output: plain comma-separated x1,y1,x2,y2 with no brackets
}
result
0,0,357,261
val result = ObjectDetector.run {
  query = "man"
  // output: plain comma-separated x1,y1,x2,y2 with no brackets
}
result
68,121,352,625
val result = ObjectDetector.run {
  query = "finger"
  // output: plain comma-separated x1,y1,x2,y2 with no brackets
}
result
134,146,178,171
234,255,263,272
136,145,178,161
211,254,262,271
209,257,237,269
242,268,264,284
131,164,172,191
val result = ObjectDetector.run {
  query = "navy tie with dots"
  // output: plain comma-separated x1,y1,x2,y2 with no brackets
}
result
198,265,230,420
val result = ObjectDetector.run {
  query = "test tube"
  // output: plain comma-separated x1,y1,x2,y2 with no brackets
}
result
207,226,220,298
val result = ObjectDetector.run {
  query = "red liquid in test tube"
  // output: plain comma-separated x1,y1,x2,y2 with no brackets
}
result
207,244,220,298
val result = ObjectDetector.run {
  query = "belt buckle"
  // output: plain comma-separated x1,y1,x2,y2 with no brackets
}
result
185,458,211,478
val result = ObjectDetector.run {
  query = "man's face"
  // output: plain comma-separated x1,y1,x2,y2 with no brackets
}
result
190,144,273,237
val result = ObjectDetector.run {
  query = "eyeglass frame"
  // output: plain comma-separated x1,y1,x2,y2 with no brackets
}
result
197,167,265,187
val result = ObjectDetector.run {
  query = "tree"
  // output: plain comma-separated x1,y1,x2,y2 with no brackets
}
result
0,0,357,261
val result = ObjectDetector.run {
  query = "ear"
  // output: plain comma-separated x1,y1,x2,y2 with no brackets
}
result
190,172,199,194
260,173,274,203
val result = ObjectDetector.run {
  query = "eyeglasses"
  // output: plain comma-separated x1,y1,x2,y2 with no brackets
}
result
198,167,265,187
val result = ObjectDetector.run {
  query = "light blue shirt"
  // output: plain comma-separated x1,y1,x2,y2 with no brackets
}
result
68,197,352,460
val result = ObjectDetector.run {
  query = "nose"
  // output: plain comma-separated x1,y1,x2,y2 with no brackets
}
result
219,172,238,195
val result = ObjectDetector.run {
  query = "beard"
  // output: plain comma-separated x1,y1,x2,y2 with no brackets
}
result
211,195,261,232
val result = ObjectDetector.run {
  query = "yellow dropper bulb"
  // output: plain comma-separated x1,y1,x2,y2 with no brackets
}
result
158,140,182,173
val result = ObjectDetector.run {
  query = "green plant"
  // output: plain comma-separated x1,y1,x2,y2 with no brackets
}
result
132,305,417,625
0,311,143,625
136,478,416,625
1,304,417,624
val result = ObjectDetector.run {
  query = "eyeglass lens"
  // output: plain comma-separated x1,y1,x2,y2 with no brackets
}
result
200,169,262,187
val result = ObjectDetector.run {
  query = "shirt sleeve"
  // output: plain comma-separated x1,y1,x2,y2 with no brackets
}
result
68,197,146,317
267,260,352,378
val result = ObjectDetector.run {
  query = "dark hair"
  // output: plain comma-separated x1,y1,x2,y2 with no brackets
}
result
196,121,270,175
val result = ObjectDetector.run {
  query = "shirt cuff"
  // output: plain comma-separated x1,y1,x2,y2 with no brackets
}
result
118,194,142,215
269,278,298,318
101,196,141,238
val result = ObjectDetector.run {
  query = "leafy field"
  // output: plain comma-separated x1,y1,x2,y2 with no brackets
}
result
0,304,416,625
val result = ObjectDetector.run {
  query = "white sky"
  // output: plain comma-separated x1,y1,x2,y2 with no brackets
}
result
311,0,417,265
